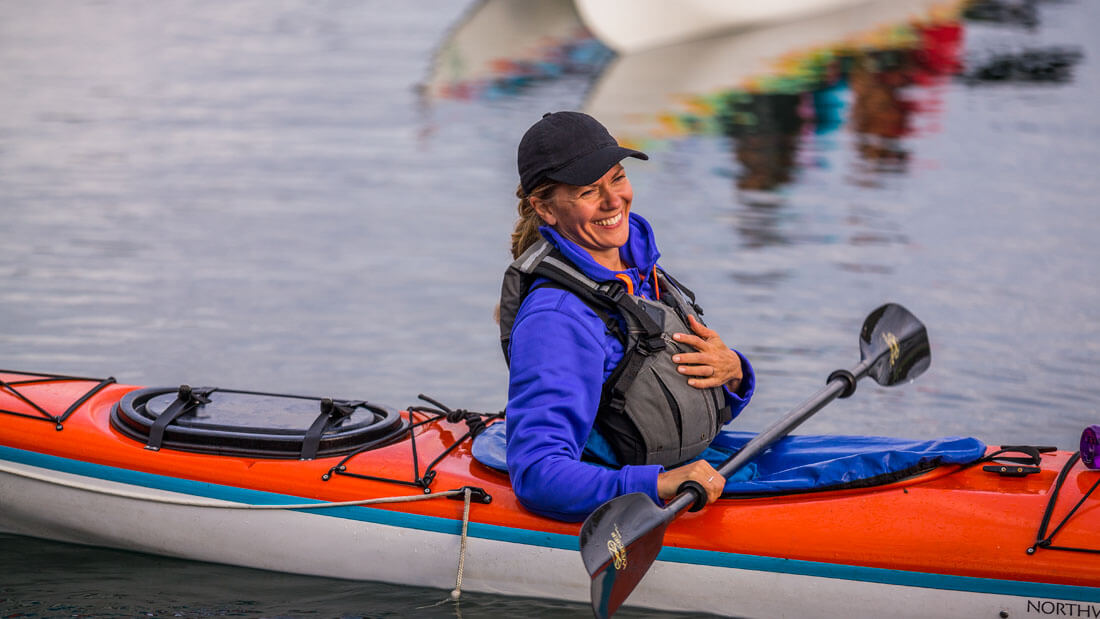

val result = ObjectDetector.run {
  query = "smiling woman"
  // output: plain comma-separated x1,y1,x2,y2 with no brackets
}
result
497,112,755,521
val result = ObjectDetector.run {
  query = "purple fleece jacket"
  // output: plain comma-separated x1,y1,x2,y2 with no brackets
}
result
505,213,754,521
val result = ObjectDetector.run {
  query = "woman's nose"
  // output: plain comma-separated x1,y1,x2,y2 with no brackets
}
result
603,186,624,208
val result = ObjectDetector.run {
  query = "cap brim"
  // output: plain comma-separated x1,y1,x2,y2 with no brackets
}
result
546,145,648,187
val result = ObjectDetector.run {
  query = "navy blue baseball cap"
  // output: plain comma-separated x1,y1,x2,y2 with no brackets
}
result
517,111,648,195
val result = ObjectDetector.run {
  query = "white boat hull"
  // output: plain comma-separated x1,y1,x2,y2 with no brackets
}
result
583,0,957,141
574,0,881,53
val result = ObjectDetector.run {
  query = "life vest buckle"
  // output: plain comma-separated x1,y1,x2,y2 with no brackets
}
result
596,281,626,303
639,335,666,354
606,393,627,415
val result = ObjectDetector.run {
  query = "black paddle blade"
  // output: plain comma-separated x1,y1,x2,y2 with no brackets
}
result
860,303,930,387
580,492,670,618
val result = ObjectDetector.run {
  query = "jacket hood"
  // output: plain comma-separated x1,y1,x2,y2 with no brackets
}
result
538,212,661,282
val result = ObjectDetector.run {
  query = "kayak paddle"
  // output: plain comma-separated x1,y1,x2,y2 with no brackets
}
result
579,302,931,617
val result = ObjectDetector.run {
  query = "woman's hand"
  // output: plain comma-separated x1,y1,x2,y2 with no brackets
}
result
672,315,744,392
656,459,725,503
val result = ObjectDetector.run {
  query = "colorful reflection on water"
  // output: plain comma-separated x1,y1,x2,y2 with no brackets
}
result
429,30,611,101
424,0,613,101
426,0,1084,198
723,16,964,191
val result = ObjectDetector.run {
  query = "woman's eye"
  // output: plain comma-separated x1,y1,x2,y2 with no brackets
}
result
580,189,596,198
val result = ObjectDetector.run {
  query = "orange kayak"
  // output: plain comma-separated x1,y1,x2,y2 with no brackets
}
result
1,369,1097,617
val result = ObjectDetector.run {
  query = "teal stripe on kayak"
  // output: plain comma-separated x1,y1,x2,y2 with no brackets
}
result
0,445,571,545
3,446,1097,603
657,545,1100,603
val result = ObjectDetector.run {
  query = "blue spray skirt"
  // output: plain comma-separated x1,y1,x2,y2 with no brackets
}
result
472,421,986,495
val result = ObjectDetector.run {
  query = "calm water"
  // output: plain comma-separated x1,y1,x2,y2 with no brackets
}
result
2,0,1099,616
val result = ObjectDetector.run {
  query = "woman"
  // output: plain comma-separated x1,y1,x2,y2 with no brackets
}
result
499,112,754,522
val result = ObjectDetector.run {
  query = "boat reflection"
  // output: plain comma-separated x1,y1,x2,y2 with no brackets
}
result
424,0,1082,217
422,0,611,102
963,46,1084,84
425,0,969,190
584,0,969,195
963,0,1040,29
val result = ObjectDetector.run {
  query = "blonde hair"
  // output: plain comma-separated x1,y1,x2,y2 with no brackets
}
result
496,181,561,325
510,181,558,259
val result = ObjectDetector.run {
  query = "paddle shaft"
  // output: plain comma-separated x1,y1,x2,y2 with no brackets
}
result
583,304,930,618
664,358,872,517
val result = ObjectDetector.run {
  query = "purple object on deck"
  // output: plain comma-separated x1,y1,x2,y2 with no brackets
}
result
1082,425,1099,469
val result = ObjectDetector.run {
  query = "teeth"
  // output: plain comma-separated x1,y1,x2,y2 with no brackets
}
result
594,213,622,226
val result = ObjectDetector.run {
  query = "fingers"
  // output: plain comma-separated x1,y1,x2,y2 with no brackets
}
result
686,314,716,338
656,460,726,504
691,461,725,504
674,316,722,353
672,351,709,366
671,332,706,350
702,473,724,503
686,376,726,389
673,348,742,389
694,463,725,502
673,316,743,390
675,362,715,377
674,362,725,389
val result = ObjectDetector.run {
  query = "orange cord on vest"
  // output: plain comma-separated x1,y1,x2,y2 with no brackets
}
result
614,273,634,296
613,268,661,299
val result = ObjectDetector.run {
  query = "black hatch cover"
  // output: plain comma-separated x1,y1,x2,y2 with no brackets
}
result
111,385,408,459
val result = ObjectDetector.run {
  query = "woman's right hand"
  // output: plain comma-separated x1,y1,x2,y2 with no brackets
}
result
656,459,725,505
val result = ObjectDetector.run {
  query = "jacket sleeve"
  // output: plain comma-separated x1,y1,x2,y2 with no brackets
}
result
723,349,755,423
505,292,664,522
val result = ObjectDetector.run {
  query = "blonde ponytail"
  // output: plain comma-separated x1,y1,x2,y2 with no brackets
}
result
498,181,559,325
510,181,557,259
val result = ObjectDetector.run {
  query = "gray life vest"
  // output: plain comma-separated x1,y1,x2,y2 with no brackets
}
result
499,239,732,468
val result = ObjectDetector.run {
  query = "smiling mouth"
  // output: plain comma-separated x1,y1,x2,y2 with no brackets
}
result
594,213,623,227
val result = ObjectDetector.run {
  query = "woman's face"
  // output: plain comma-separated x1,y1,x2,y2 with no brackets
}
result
532,164,633,269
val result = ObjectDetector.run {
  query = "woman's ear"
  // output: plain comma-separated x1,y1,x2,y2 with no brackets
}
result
530,195,557,227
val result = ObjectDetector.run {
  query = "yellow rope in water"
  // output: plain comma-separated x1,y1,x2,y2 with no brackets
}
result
450,486,473,601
